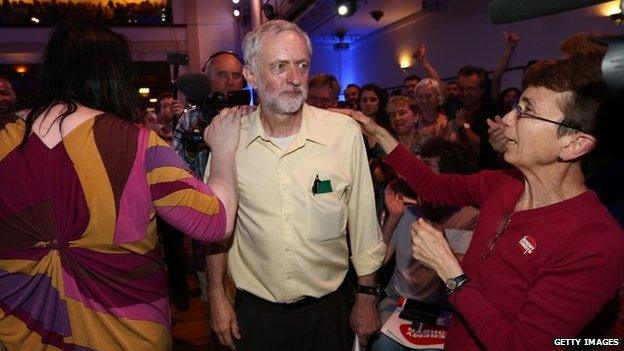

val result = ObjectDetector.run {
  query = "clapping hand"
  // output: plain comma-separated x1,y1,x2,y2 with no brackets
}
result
411,218,463,282
487,115,508,153
384,182,405,218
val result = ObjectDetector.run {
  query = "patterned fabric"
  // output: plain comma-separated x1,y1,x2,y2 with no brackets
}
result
0,113,226,350
172,107,209,179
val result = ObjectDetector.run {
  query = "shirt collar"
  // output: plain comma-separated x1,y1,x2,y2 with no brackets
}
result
244,103,329,148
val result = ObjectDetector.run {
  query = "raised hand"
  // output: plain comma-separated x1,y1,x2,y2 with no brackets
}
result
412,43,427,62
384,183,405,218
170,99,184,119
503,31,520,48
487,115,508,153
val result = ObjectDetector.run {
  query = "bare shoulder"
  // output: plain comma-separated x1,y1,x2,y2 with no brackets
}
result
69,105,107,123
32,104,110,142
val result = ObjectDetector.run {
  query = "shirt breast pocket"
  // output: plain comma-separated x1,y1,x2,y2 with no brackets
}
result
307,190,345,242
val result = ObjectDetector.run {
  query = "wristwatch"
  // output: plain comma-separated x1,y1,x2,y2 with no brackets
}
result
445,274,470,295
355,284,382,298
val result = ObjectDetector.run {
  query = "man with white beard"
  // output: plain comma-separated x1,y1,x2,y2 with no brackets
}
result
204,20,385,351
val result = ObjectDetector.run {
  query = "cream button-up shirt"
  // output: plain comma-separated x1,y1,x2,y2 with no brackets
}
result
206,104,385,303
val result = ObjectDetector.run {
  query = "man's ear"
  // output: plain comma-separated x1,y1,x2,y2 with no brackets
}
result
558,133,596,161
243,65,256,88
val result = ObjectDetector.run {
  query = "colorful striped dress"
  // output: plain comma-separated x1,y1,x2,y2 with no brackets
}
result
0,113,227,350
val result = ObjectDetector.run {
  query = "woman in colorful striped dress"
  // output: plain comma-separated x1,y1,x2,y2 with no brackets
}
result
0,20,239,350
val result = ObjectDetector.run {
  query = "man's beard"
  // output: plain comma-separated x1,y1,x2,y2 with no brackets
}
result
257,80,307,115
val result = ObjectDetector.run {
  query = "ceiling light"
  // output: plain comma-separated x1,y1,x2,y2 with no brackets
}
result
336,0,356,18
15,65,28,74
609,0,624,25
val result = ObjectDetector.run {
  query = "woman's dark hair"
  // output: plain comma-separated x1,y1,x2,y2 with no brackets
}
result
358,83,389,131
22,19,138,145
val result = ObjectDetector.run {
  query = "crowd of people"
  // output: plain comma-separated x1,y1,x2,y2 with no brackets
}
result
0,0,169,26
0,17,623,351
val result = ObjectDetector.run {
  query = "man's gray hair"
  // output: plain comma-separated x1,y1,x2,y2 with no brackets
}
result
242,20,313,71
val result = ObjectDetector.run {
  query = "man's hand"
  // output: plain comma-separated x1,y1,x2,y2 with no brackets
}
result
455,108,471,126
208,294,241,349
487,115,508,153
384,183,405,218
412,43,427,63
350,294,381,349
170,99,184,119
503,31,520,48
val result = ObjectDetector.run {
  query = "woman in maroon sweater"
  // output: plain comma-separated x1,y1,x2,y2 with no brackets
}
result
332,59,624,350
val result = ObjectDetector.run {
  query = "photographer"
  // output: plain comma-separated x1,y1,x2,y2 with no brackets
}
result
201,51,245,95
173,51,245,178
172,51,250,306
155,92,183,143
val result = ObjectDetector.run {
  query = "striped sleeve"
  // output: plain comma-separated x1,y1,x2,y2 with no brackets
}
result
144,131,226,243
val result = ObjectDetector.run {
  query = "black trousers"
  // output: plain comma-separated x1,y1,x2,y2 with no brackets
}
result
234,289,351,351
157,217,189,304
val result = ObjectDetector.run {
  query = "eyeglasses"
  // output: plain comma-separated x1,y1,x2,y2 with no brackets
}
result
480,212,512,262
514,105,583,132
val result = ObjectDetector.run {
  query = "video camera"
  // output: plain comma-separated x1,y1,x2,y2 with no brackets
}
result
177,89,256,151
